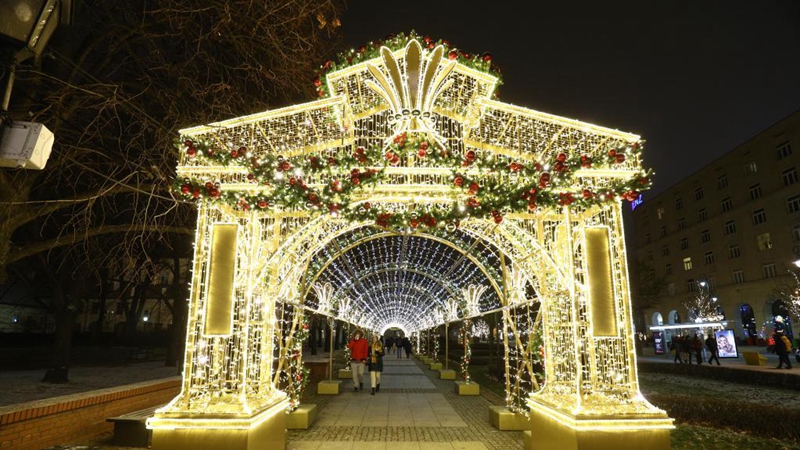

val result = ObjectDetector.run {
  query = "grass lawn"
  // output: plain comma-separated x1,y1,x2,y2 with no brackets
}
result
673,424,800,450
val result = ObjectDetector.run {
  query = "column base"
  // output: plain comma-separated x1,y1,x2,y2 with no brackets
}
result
439,369,456,380
147,397,289,450
286,404,317,430
527,400,673,450
488,405,529,430
317,380,342,395
454,380,480,396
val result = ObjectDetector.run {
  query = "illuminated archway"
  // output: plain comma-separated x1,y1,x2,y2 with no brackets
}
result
149,35,673,450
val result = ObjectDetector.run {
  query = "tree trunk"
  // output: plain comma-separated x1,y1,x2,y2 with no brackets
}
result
165,297,188,368
309,317,317,356
91,270,109,341
43,303,77,383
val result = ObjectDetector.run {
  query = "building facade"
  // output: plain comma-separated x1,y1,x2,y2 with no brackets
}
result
632,110,800,343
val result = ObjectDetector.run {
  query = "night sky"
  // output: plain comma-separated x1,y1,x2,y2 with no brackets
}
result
340,1,800,195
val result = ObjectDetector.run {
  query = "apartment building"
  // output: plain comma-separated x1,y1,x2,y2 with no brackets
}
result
632,110,800,342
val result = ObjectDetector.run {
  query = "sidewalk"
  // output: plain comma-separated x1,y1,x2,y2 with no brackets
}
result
638,346,800,376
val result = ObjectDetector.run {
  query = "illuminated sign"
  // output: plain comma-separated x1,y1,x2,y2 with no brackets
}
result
631,194,643,211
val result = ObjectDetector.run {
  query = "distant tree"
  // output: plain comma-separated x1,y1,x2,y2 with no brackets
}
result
630,260,667,330
682,280,722,324
772,270,800,321
1,0,343,382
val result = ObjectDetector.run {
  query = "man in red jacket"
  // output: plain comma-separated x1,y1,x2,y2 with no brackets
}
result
347,330,369,392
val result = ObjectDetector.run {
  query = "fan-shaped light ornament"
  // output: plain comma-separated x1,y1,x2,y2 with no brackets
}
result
462,284,487,318
508,266,530,306
365,39,456,146
445,297,461,322
312,282,335,315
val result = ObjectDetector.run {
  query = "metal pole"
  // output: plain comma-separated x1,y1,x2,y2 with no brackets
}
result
445,322,449,370
328,317,334,381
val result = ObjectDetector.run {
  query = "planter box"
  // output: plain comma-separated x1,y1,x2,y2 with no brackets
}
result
317,380,342,395
524,430,532,449
429,362,442,371
454,380,480,396
338,369,352,379
488,405,528,430
439,369,456,380
286,404,318,430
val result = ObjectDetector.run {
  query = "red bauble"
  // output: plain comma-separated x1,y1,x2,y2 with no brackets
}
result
206,149,214,157
423,35,432,43
351,168,360,176
465,150,477,161
184,139,193,147
582,189,593,199
527,201,537,211
205,181,214,189
247,173,255,181
608,149,617,157
494,214,503,224
410,219,419,228
615,154,626,164
428,42,435,49
208,188,220,198
390,155,400,165
638,177,650,185
308,193,317,202
180,184,191,194
187,147,197,158
419,141,429,151
448,50,458,60
540,172,551,183
192,188,201,199
418,149,427,158
556,152,567,162
385,151,395,161
257,200,267,208
454,176,464,187
442,40,451,47
358,45,366,53
364,202,371,210
533,163,543,172
468,182,479,193
328,157,337,165
356,146,365,155
351,177,360,185
313,78,322,87
230,150,238,158
323,60,333,70
554,161,565,172
482,53,493,62
289,177,297,185
318,90,325,97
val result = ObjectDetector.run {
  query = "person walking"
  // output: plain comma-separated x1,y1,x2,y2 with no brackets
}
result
671,336,683,363
396,335,404,358
691,334,703,365
402,336,412,358
680,335,692,365
705,333,721,365
347,330,369,392
775,331,793,369
368,334,384,395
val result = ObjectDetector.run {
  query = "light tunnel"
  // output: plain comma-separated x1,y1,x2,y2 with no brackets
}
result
301,227,511,333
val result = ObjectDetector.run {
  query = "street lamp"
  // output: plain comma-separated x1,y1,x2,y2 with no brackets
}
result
793,259,800,269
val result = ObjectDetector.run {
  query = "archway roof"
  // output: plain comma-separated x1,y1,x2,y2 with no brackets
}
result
305,230,502,332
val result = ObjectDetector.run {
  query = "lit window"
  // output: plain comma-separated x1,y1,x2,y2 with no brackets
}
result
745,161,757,174
733,270,745,284
657,206,665,220
717,174,728,189
763,263,777,279
777,141,793,160
728,244,741,259
683,257,693,271
752,209,767,225
694,187,704,201
697,208,707,222
788,194,800,214
700,229,711,243
783,167,798,186
680,238,689,250
721,197,732,212
756,232,772,251
724,219,736,235
749,184,762,200
704,251,715,265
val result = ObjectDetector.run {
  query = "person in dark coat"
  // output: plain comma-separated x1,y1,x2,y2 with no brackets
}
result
368,335,384,395
691,334,703,364
671,336,684,363
680,335,692,364
402,336,412,358
705,334,721,365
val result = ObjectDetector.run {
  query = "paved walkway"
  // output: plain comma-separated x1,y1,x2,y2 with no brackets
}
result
289,357,523,450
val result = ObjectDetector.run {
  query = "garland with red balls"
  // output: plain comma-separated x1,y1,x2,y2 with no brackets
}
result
174,134,651,229
313,31,503,99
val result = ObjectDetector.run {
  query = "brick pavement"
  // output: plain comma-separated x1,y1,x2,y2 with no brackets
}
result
290,358,524,450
